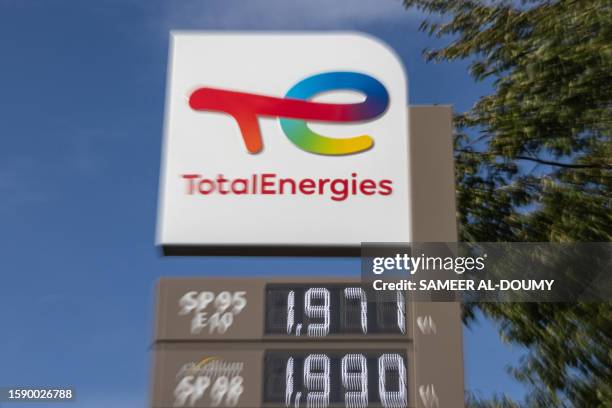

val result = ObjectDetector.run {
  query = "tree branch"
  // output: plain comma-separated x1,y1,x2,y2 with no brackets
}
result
455,149,612,170
514,156,612,170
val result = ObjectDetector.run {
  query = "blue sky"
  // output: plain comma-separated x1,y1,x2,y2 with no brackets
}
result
0,0,524,406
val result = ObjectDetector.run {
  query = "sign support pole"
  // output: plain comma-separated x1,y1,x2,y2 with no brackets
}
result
409,106,465,408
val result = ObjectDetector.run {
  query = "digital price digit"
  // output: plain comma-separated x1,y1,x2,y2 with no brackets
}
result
344,288,368,334
378,354,407,408
341,354,368,407
304,354,330,407
305,289,330,336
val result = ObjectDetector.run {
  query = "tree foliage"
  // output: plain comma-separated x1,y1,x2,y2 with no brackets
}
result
402,0,612,406
466,392,522,408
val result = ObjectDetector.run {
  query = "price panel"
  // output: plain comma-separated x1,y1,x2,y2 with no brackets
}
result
151,343,413,408
155,278,412,341
151,278,415,408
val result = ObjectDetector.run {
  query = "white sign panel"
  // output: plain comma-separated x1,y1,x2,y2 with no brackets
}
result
157,32,410,253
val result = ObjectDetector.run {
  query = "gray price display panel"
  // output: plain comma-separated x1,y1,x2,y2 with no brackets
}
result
152,278,417,408
151,342,414,408
154,278,413,341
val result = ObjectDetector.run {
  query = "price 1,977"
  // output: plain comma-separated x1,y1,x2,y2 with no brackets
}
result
266,285,406,336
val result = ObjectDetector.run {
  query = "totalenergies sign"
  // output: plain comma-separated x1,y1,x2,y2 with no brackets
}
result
157,32,411,253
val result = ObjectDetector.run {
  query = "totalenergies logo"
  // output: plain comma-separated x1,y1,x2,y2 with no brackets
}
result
189,72,389,155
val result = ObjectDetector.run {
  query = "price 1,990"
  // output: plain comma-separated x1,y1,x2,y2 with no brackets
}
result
264,351,408,408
